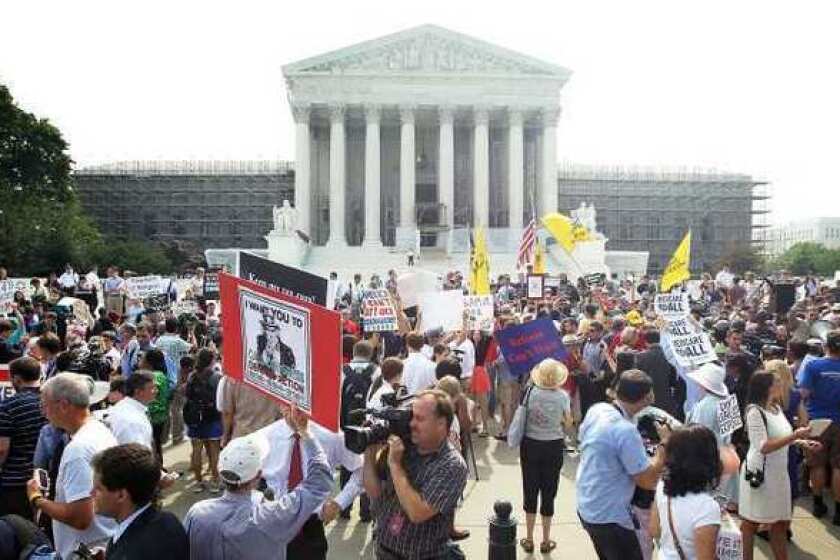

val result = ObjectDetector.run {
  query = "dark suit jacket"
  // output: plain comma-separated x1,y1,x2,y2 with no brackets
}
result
634,344,679,416
106,506,188,560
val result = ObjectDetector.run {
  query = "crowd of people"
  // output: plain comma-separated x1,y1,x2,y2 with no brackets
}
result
1,262,840,559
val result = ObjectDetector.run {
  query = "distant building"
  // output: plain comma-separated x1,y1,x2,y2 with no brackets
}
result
756,217,840,257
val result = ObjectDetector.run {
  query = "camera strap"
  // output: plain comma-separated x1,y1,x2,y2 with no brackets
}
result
667,496,689,560
746,405,768,479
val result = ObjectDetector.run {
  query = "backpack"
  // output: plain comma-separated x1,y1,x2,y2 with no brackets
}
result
183,373,219,427
340,363,375,428
0,514,57,560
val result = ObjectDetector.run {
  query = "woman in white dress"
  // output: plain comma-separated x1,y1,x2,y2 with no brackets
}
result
739,372,818,560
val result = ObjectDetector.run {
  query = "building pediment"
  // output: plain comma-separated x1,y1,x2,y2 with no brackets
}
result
283,24,571,80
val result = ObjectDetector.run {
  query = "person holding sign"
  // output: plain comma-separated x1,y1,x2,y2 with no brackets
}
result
739,373,819,560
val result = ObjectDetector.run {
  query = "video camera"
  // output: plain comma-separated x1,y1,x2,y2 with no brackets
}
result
343,392,414,454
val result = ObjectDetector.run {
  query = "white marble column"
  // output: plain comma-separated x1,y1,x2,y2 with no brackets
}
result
438,105,455,234
362,105,382,247
507,107,525,231
327,104,346,247
292,104,311,237
540,107,560,216
398,106,416,247
473,107,490,228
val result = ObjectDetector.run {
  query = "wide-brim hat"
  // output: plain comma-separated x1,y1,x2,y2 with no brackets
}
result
87,379,111,407
562,334,582,346
530,359,569,389
687,362,728,397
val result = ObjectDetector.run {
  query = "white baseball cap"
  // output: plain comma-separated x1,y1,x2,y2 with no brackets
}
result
687,362,728,398
219,434,270,486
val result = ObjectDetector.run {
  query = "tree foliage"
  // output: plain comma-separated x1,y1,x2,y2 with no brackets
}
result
715,241,767,275
773,242,840,276
0,84,175,276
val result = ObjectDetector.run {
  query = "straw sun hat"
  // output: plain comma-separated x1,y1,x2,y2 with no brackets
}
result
530,358,569,389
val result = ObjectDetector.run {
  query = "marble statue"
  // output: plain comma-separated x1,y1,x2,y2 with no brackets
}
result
572,202,598,234
272,200,298,235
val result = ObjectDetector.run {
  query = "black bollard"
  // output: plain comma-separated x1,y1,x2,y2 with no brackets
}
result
488,500,517,560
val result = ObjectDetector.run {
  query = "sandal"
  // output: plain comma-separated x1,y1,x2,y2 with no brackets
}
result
540,540,556,554
520,538,534,553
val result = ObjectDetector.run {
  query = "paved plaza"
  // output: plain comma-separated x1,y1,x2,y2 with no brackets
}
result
161,435,840,559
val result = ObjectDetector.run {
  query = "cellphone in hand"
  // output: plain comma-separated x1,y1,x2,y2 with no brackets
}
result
35,468,50,491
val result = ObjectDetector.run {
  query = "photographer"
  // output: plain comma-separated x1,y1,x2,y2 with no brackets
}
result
363,389,468,560
576,370,668,560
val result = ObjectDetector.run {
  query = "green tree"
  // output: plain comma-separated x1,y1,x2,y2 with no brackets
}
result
716,241,767,275
0,84,101,275
774,242,840,276
90,237,174,275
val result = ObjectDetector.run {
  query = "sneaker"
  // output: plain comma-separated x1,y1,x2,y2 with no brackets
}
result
192,482,207,494
813,500,828,519
209,481,222,494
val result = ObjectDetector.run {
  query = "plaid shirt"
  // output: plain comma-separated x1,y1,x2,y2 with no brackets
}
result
374,441,468,559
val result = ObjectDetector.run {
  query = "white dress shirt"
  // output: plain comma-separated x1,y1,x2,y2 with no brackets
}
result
402,351,437,395
104,397,153,449
367,380,397,410
451,338,476,379
112,503,151,544
255,419,362,515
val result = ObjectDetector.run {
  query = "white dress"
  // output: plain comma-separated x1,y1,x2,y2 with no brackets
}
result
738,405,792,522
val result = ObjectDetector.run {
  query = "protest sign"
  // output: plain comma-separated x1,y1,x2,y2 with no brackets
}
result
584,273,604,287
496,318,568,379
238,251,328,307
171,300,200,316
396,269,439,308
126,276,167,299
464,295,495,331
654,292,690,320
716,394,743,438
144,294,170,313
716,513,743,560
0,365,12,403
417,290,464,332
220,273,341,431
543,276,561,289
0,279,32,313
361,289,398,332
526,275,544,299
665,317,717,368
203,268,221,300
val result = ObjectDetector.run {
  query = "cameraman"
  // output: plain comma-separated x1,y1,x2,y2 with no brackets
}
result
363,390,468,560
576,370,668,560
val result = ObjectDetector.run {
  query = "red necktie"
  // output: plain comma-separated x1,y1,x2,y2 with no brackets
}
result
287,433,303,490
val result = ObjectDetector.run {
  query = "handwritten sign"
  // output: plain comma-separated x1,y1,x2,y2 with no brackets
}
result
665,318,717,368
464,295,495,331
716,394,743,438
361,289,398,332
526,275,544,299
126,276,167,299
417,290,464,332
496,318,567,379
717,513,743,560
396,270,439,308
654,292,690,320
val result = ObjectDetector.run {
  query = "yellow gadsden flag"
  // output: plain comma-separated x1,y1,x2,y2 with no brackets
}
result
541,212,592,253
533,238,546,274
661,230,692,292
470,227,491,295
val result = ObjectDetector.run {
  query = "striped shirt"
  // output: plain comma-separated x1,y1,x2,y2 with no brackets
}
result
374,441,468,559
0,386,47,487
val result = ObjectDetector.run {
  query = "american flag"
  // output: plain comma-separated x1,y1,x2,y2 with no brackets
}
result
517,218,537,269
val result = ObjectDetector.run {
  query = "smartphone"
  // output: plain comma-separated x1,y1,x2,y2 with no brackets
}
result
35,468,50,492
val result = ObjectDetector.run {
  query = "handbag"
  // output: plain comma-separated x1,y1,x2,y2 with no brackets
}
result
507,385,534,448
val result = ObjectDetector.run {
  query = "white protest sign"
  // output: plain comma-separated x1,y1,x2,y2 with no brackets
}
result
716,514,743,560
464,295,495,331
397,270,439,308
665,317,718,368
126,276,167,299
171,300,200,316
0,279,33,313
716,394,743,438
654,292,690,320
361,289,398,332
417,290,464,333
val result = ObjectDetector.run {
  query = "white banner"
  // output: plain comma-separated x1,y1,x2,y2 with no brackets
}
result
417,290,464,333
716,394,743,438
361,289,398,332
396,270,439,308
664,317,718,368
464,295,495,331
171,300,200,316
654,292,691,320
126,276,168,299
240,287,312,412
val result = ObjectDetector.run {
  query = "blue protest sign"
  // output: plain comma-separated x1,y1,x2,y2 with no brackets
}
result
496,318,567,379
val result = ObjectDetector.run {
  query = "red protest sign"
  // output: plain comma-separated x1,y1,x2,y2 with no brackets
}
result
219,272,342,431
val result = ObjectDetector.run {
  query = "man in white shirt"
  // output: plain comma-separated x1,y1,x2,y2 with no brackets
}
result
27,373,117,559
366,357,404,410
255,409,363,560
105,371,156,449
449,330,476,391
58,264,80,296
402,331,437,395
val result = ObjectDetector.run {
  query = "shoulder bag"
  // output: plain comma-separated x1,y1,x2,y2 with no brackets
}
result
507,385,535,448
